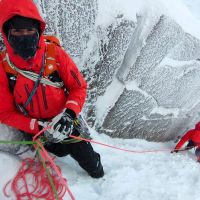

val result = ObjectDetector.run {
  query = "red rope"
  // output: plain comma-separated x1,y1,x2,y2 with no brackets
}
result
69,135,188,154
3,128,75,200
33,139,75,200
4,158,67,200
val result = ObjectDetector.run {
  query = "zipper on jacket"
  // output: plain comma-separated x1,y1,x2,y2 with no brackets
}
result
70,70,81,87
24,84,34,113
41,84,48,110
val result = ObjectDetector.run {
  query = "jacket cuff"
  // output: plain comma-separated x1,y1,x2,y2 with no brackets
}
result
65,100,80,116
29,118,39,134
65,108,76,120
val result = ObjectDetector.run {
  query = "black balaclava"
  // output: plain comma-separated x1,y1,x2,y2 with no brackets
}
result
3,15,40,60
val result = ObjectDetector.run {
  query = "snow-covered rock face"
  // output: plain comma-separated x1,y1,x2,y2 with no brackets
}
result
34,0,97,66
95,13,200,141
1,0,200,143
85,3,200,142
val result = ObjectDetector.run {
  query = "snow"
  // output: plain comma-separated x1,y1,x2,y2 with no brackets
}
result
64,131,200,200
150,107,180,118
1,131,200,200
161,57,197,68
96,78,124,126
1,0,200,199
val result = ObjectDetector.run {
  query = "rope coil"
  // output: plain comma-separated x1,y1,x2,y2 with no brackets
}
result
3,128,75,200
4,158,67,200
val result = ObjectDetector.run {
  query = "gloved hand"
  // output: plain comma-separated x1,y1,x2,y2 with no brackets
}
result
38,120,49,130
46,109,76,143
171,149,179,153
186,140,195,149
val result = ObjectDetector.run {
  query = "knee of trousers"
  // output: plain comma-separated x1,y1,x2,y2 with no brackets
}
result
44,143,70,157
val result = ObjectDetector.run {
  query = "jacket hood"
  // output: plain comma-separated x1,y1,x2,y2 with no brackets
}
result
0,0,46,70
0,0,45,34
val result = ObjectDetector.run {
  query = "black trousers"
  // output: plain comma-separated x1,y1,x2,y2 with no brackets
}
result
21,131,104,177
44,141,103,177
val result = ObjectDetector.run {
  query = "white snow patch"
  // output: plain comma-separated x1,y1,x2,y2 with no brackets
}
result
125,80,140,90
161,57,198,68
96,78,124,125
150,107,180,118
125,80,156,101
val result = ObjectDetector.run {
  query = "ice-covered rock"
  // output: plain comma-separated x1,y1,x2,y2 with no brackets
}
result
35,0,97,66
95,18,135,96
0,124,24,154
90,5,200,141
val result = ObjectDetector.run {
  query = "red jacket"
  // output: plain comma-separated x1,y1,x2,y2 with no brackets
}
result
0,0,87,134
174,122,200,150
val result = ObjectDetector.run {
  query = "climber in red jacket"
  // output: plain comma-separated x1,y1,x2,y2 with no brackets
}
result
172,122,200,162
0,0,104,178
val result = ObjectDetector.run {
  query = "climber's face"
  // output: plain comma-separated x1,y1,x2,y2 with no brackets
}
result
10,28,38,36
